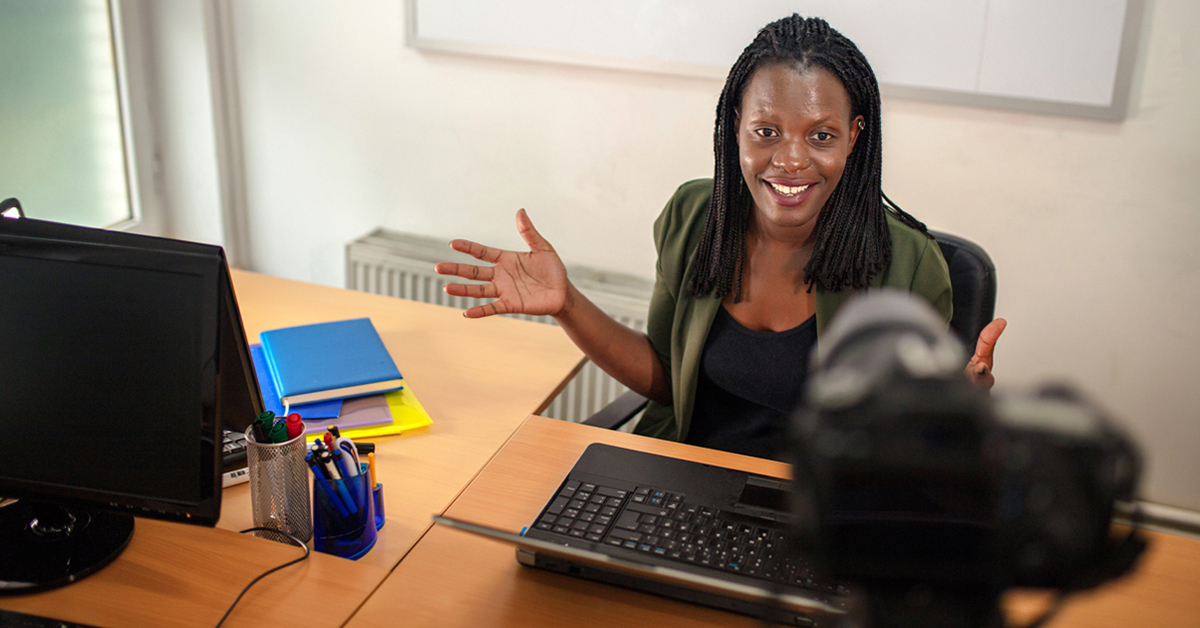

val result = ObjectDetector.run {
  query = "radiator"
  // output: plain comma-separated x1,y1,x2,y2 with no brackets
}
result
346,228,654,426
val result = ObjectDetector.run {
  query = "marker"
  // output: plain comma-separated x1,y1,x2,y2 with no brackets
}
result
252,411,274,443
285,413,303,440
368,452,377,488
267,420,288,443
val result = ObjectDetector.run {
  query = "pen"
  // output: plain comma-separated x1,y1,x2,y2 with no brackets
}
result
332,447,356,479
368,452,377,488
305,450,322,479
333,448,369,514
318,444,358,514
330,428,360,469
307,452,349,517
313,441,340,480
338,440,360,471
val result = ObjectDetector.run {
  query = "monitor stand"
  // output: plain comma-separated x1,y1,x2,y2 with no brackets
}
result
0,500,133,595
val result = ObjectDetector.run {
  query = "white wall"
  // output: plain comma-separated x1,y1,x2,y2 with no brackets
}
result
880,0,1200,513
155,0,1198,511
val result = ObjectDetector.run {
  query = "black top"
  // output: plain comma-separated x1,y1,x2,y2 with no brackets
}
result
685,306,817,460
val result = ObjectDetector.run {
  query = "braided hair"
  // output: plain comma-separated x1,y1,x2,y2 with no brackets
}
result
688,14,927,300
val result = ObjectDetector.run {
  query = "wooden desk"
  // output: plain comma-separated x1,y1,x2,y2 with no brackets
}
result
0,271,584,627
0,520,387,628
217,270,584,574
348,416,1200,628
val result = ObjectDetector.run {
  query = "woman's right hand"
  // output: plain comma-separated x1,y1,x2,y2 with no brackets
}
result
434,209,571,319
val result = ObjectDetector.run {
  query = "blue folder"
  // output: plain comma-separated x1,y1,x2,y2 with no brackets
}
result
259,317,404,409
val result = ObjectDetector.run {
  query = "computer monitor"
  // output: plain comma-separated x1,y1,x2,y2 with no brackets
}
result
0,217,263,594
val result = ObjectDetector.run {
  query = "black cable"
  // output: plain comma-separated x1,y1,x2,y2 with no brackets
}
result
213,527,311,628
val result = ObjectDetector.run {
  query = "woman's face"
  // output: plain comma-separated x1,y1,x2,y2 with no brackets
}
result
737,63,862,237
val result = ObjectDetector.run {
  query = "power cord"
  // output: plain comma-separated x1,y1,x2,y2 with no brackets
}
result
213,527,311,628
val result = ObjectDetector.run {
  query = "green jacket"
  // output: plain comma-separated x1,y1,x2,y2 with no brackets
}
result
634,179,953,441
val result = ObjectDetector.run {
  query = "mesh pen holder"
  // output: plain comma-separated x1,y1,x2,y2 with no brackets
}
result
245,427,312,543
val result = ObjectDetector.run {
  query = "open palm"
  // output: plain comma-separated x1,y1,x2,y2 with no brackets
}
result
435,209,570,319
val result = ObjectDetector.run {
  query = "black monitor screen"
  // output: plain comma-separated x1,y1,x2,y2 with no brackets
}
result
1,253,209,504
0,219,258,525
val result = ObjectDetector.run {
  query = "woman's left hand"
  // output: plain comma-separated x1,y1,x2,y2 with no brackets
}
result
966,318,1007,390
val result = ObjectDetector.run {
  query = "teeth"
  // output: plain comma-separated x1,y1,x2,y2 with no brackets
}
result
769,182,811,195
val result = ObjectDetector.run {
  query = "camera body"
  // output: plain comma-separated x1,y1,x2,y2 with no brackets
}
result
789,291,1144,626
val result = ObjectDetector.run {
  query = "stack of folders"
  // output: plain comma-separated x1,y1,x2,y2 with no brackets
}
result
224,318,433,487
261,317,405,411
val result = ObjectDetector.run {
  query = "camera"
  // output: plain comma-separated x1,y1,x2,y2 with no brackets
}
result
789,291,1146,628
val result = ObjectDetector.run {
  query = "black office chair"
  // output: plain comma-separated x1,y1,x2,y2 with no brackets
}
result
581,230,997,431
927,230,997,350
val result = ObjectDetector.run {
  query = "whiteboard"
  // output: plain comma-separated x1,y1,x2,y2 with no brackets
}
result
408,0,1143,120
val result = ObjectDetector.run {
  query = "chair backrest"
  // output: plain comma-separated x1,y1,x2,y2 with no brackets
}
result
928,230,997,351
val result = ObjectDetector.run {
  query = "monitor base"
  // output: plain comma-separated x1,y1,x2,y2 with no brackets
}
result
0,500,133,595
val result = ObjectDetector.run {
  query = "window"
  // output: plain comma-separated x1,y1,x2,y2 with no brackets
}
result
0,0,135,228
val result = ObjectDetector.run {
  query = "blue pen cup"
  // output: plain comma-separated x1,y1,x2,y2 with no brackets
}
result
313,463,377,560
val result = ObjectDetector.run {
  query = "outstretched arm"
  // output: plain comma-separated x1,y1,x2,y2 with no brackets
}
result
965,318,1007,390
435,210,672,406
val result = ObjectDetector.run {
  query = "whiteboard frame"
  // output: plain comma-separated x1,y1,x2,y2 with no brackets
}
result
405,0,1144,122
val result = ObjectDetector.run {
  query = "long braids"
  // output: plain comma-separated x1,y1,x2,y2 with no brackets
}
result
688,14,927,300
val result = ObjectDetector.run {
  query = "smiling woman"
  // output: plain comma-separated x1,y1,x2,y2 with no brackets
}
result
435,14,1006,460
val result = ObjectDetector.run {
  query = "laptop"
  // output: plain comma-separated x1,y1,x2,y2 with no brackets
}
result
434,443,850,626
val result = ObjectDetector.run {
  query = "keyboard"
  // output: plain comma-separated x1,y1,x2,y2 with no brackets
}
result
533,480,847,595
222,429,247,469
220,429,250,487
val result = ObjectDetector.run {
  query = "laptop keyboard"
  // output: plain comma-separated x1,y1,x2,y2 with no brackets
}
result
533,480,847,595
